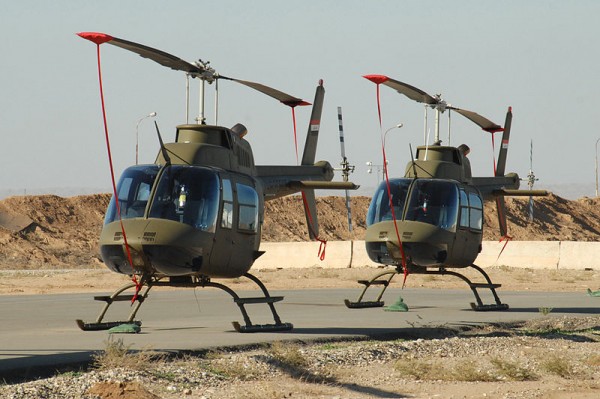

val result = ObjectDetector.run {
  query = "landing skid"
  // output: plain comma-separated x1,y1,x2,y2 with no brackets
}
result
345,264,509,311
344,269,396,308
76,272,293,333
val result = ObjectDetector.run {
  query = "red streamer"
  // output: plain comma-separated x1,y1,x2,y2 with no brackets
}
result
85,38,141,303
364,76,409,286
287,102,327,260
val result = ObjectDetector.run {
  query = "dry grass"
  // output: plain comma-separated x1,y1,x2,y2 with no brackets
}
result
269,341,310,370
540,353,576,379
92,337,164,372
395,357,538,382
490,357,538,381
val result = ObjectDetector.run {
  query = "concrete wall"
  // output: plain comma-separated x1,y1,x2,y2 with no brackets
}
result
254,241,599,270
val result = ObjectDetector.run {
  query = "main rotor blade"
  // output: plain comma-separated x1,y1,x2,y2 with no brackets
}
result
79,32,204,76
495,106,512,176
450,107,503,133
371,75,440,105
221,77,310,107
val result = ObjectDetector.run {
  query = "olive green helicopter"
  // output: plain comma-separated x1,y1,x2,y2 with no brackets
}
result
345,75,547,311
75,32,356,333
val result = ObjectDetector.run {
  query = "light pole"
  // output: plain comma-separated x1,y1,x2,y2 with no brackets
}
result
136,112,157,165
384,123,403,150
596,139,600,197
382,123,403,178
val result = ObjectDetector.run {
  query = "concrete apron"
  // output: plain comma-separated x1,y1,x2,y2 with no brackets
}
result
254,241,598,270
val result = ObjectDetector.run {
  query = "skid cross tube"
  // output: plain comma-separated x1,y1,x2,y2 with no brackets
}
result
345,263,509,311
76,272,292,333
76,281,151,331
344,270,397,308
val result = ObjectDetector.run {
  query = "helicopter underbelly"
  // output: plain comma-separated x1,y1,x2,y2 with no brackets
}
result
99,218,253,277
365,221,469,267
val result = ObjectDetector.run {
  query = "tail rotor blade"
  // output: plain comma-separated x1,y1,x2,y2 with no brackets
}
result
496,196,508,237
300,80,325,166
344,190,353,233
337,106,353,232
495,107,512,177
302,190,319,240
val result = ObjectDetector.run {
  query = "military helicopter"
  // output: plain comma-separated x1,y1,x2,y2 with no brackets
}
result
75,32,356,333
345,75,546,311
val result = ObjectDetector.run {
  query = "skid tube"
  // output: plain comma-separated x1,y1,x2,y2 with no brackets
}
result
76,272,293,333
345,264,509,311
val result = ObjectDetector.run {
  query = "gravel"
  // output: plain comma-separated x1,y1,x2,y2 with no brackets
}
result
2,316,599,399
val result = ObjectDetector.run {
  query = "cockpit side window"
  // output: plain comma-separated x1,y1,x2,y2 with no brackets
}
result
105,165,160,224
405,180,459,231
148,166,220,232
468,192,483,230
236,183,259,233
221,179,233,229
458,188,483,231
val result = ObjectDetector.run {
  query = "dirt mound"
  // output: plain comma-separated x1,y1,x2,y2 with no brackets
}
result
0,192,598,269
483,193,600,241
0,194,110,269
86,381,160,399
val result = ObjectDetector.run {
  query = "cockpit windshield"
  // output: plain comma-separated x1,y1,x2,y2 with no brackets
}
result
105,165,221,233
105,165,160,224
405,180,459,231
366,179,412,226
148,165,220,232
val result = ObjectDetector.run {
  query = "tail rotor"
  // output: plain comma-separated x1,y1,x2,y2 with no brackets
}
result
337,107,355,232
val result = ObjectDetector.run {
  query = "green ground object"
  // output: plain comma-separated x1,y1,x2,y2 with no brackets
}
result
108,323,142,334
384,297,409,312
587,288,600,297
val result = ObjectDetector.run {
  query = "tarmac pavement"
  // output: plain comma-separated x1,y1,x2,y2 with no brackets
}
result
1,287,599,379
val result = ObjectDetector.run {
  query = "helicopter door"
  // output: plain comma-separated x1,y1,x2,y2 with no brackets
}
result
231,181,261,271
454,188,484,266
210,177,261,275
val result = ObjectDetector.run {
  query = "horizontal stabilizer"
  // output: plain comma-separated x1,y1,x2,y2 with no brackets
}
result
492,189,549,197
287,181,359,190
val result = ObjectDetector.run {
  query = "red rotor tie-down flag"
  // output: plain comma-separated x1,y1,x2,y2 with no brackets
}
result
283,99,327,260
363,75,409,286
77,32,142,302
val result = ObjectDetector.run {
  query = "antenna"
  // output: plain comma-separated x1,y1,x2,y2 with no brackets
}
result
409,143,418,178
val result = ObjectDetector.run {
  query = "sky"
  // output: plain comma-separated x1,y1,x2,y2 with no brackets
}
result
1,1,599,199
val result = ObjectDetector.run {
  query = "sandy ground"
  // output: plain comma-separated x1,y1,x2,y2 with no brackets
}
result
1,264,599,296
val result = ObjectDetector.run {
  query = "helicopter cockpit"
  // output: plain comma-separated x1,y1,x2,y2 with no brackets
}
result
105,164,220,232
367,178,465,232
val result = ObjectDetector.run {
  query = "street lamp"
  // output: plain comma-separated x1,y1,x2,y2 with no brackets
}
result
596,139,600,197
136,112,157,165
382,123,403,178
384,123,403,150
